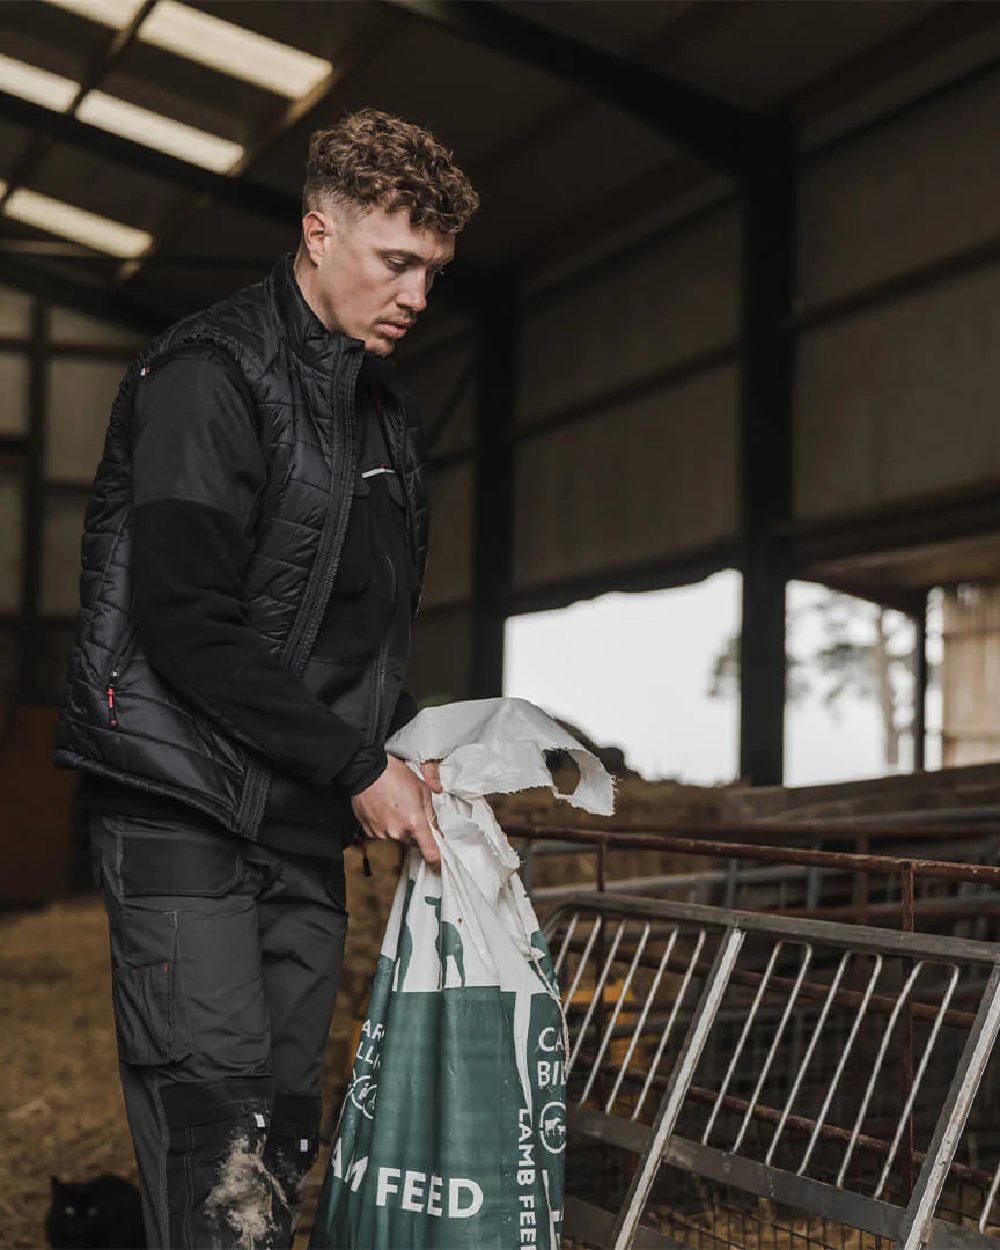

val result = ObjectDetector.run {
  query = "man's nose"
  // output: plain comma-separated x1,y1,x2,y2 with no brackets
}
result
397,277,428,315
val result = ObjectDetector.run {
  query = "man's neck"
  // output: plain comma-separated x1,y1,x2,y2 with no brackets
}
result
292,251,335,332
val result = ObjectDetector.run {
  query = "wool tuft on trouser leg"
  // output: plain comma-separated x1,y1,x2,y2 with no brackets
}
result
204,1129,288,1250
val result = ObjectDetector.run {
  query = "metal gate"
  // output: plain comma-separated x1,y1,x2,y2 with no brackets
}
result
544,893,1000,1250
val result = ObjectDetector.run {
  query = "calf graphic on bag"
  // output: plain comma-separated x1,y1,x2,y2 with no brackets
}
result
425,895,466,989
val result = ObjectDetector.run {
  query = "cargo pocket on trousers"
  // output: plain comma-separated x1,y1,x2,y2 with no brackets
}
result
111,903,192,1066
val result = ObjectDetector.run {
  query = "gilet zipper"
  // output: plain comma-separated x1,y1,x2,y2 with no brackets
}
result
235,347,364,837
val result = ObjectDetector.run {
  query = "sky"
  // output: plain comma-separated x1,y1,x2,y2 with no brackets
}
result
503,573,942,789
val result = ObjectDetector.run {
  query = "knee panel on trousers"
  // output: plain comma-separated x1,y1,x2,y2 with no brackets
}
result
160,1076,286,1250
262,1091,322,1214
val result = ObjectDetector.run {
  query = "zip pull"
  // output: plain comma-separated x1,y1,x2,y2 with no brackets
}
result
361,842,373,878
107,671,119,729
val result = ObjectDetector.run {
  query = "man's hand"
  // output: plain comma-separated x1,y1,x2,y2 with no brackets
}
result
352,754,441,867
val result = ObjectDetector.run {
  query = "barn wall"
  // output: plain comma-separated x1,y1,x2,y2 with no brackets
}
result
0,289,141,901
514,365,738,589
518,208,740,428
794,71,1000,521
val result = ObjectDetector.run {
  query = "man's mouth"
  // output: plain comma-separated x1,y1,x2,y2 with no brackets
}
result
377,322,411,340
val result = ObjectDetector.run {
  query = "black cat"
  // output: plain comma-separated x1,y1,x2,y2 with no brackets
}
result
46,1175,146,1250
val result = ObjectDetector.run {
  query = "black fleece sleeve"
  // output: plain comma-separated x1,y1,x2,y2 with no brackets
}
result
130,347,379,789
387,689,419,740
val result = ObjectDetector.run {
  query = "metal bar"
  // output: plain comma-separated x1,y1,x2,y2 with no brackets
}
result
567,921,625,1078
385,0,758,176
898,963,1000,1250
633,930,707,1122
838,961,924,1187
550,911,577,977
571,1107,1000,1248
605,930,678,1114
560,913,602,1010
0,90,295,224
531,861,815,902
766,949,851,1167
901,862,917,1196
979,1157,1000,1235
876,965,960,1199
521,834,1000,888
508,817,1000,841
732,943,813,1154
598,1065,1000,1191
610,926,745,1250
702,942,785,1147
856,832,871,928
579,924,650,1106
557,929,986,1031
545,894,1000,965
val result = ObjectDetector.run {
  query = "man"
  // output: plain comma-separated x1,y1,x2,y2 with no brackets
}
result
55,108,479,1248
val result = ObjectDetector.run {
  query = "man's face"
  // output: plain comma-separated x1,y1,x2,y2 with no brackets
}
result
300,202,455,356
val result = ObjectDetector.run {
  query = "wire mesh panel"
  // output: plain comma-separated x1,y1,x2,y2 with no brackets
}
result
544,894,1000,1250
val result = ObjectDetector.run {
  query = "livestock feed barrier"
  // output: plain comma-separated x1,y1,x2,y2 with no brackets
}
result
543,893,1000,1250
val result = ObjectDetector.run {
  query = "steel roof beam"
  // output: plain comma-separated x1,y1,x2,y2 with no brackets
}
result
0,253,173,337
383,0,760,177
0,90,296,224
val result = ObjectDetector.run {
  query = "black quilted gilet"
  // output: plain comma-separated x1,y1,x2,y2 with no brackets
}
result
54,255,429,838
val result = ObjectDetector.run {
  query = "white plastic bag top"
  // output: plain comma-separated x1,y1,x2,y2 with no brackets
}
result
387,696,615,815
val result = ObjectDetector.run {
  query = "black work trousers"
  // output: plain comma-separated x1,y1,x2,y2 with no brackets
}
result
90,813,348,1250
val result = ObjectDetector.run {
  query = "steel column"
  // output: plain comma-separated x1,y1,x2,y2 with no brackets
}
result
469,270,519,697
18,297,47,703
914,591,930,772
738,122,796,785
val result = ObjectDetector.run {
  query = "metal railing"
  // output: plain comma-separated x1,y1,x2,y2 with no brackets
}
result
544,892,1000,1250
514,822,1000,937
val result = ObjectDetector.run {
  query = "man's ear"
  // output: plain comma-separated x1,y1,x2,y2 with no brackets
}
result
300,209,330,266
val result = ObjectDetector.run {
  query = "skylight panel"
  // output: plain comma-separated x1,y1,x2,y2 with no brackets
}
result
43,0,333,100
78,92,243,171
0,50,243,172
139,2,332,100
43,0,144,27
0,53,78,112
0,183,153,258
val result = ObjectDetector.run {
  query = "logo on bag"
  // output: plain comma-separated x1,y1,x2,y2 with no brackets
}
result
425,895,466,988
347,1072,378,1120
540,1101,566,1154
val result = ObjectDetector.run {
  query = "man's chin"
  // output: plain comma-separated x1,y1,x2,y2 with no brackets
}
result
365,335,396,358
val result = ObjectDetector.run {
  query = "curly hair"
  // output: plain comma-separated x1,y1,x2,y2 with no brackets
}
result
303,108,479,235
